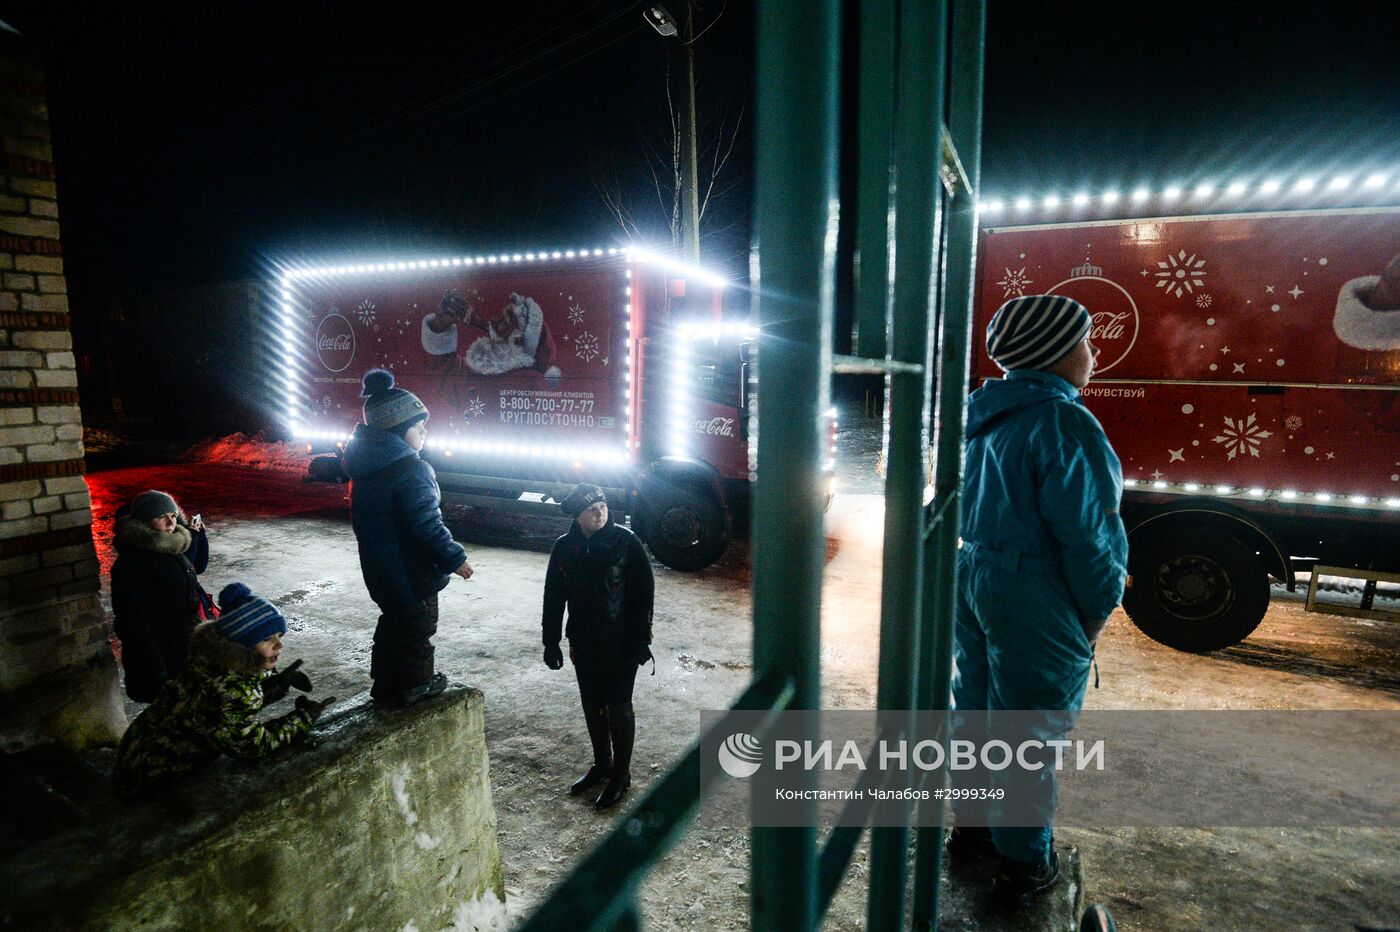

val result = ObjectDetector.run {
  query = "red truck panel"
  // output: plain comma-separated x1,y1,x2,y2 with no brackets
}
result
282,249,750,480
290,256,634,460
975,208,1400,502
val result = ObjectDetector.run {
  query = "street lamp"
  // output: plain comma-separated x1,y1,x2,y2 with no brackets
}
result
644,5,679,38
643,3,699,260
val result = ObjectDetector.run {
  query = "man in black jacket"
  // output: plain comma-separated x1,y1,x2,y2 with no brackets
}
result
542,484,654,809
346,368,473,707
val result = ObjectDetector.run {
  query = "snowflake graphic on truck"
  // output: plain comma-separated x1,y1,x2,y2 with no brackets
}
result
567,302,586,326
357,299,376,326
996,267,1033,299
1212,412,1272,460
1156,249,1207,298
574,331,600,363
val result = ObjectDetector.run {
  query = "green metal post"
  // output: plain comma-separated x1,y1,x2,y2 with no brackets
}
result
750,0,839,929
912,1,986,928
866,1,949,930
853,0,897,359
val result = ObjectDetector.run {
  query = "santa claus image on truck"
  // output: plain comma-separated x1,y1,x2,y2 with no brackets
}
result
421,288,563,384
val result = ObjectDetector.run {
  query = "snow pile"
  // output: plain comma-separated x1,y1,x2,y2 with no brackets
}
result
185,431,312,472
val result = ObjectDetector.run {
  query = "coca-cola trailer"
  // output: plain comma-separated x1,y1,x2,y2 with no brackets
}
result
279,246,832,571
972,204,1400,651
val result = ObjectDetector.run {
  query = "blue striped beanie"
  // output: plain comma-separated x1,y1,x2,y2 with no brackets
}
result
216,583,287,648
985,294,1091,372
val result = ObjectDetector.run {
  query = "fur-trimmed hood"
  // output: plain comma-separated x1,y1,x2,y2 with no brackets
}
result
186,620,265,677
114,515,193,556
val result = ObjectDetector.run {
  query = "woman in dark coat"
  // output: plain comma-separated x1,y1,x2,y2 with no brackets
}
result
111,490,213,702
345,368,473,707
542,484,655,810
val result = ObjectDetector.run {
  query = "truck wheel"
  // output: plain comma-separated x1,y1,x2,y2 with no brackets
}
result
1123,528,1270,652
637,487,728,571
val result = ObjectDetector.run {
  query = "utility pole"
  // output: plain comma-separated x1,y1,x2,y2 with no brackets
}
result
645,3,702,260
678,1,701,261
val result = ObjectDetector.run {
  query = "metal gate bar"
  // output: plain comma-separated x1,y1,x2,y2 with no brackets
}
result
853,0,898,359
749,0,841,928
913,2,987,926
866,0,951,928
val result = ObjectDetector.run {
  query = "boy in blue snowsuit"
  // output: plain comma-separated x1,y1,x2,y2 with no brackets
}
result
947,294,1128,898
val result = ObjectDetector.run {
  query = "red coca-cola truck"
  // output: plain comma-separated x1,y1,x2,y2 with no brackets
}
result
973,205,1400,650
279,246,803,571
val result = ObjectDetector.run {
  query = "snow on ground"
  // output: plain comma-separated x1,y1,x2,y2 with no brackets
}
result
185,431,315,471
84,422,1400,931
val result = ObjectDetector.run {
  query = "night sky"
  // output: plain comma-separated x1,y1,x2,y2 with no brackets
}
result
5,1,1400,431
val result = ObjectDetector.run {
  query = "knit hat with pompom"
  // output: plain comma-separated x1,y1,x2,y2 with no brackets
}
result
360,368,429,431
216,582,287,648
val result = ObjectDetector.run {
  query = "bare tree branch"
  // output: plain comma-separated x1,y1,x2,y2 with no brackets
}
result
591,39,748,256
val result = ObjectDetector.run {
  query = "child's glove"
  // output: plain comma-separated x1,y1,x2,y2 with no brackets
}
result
263,659,313,703
543,644,564,670
296,694,336,724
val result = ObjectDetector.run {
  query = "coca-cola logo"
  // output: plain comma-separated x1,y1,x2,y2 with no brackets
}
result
315,313,356,372
1046,275,1139,374
690,416,735,437
1090,311,1131,341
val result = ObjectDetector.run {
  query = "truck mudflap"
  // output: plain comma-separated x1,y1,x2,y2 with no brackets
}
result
633,458,731,571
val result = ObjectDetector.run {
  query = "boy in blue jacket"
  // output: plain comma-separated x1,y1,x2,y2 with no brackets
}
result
947,295,1128,899
345,369,474,706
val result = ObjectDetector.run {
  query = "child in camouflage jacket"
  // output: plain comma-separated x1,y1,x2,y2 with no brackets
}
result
113,583,334,796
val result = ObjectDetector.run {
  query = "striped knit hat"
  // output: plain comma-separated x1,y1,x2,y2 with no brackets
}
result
985,294,1092,372
216,583,287,648
361,368,429,432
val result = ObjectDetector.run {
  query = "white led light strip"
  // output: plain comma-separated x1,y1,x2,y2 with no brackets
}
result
1123,478,1400,511
281,245,731,467
977,170,1400,217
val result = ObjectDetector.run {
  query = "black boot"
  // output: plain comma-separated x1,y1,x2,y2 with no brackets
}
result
945,825,996,861
993,847,1060,901
378,672,447,708
571,705,613,796
594,702,634,810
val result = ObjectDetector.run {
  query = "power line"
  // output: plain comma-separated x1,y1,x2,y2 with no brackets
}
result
362,0,622,124
406,22,648,134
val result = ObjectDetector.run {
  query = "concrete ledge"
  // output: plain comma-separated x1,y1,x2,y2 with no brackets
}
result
0,653,125,753
1,685,505,930
939,844,1085,931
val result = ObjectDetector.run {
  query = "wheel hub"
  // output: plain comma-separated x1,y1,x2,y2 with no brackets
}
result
659,506,702,548
1154,554,1235,622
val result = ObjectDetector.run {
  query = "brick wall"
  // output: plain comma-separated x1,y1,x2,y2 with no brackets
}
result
0,36,120,749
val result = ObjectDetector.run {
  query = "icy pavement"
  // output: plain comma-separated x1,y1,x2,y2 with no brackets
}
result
85,459,1400,931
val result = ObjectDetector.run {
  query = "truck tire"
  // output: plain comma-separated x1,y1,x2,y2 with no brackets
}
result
1122,528,1270,652
636,485,728,571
